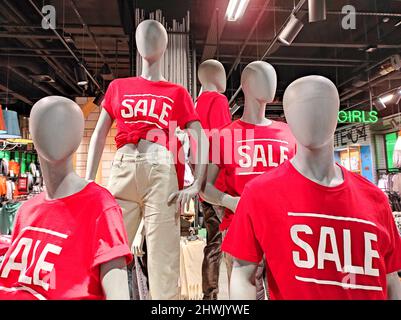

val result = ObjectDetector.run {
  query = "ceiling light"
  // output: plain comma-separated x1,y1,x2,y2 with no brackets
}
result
365,45,378,53
383,17,390,23
375,99,387,111
226,0,250,21
308,0,326,22
395,20,401,27
379,94,394,104
74,65,88,86
278,15,304,45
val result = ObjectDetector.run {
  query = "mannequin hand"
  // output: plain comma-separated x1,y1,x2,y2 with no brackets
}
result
168,181,201,223
131,232,145,257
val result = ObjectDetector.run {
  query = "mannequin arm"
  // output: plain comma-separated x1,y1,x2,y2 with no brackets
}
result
230,258,258,300
100,257,130,300
86,109,113,181
131,218,145,257
168,121,209,216
200,163,240,212
387,272,401,300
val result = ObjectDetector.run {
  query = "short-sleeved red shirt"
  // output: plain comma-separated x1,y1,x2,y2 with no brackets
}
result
223,161,401,299
195,91,232,194
210,119,297,230
102,76,199,189
0,182,132,300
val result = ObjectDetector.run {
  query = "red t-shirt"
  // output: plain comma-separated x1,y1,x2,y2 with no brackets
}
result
102,76,199,189
0,182,132,300
195,91,232,194
0,235,11,257
210,119,296,230
222,161,401,300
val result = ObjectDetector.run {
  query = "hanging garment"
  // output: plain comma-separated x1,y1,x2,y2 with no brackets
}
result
0,201,22,235
378,174,389,190
5,181,13,200
1,159,9,176
8,160,20,177
0,176,7,197
180,238,206,300
393,174,401,194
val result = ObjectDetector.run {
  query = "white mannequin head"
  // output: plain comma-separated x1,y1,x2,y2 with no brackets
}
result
283,75,340,149
135,20,168,63
29,96,84,163
198,59,226,93
241,61,277,104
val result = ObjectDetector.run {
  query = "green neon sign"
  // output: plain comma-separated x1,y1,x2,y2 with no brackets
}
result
338,110,378,124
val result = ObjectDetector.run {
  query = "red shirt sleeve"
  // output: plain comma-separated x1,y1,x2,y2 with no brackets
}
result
208,95,232,130
101,81,116,120
384,204,401,274
173,87,199,130
92,206,132,268
222,186,263,263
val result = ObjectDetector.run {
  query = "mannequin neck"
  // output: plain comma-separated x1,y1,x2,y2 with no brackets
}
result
200,83,219,93
291,140,344,187
141,58,166,82
241,95,271,125
40,155,87,200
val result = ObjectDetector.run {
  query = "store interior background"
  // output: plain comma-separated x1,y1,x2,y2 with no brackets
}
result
1,0,401,299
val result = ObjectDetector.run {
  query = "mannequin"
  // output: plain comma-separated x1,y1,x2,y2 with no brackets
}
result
201,61,296,298
196,59,232,300
223,76,401,300
86,20,208,300
0,96,131,300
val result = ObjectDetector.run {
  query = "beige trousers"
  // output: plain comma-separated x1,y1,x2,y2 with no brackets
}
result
108,150,180,300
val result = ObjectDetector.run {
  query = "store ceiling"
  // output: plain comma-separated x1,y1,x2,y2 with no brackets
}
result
0,0,401,119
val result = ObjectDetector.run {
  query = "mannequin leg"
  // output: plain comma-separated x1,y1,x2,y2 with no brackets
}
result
107,153,144,299
201,202,222,300
142,154,180,300
107,155,142,246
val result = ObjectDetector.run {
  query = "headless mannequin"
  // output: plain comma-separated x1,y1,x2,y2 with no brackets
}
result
201,60,277,211
229,76,401,300
86,20,208,289
30,96,129,300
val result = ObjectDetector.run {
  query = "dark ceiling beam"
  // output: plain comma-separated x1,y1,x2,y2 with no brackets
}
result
226,0,272,80
28,0,101,91
69,0,114,78
1,0,82,95
0,83,33,105
0,32,128,40
248,6,401,18
203,54,370,64
200,0,228,62
7,67,53,96
219,60,359,68
0,23,124,29
0,47,130,54
196,40,401,49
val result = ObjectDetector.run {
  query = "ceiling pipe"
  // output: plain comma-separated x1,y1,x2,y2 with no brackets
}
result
69,0,114,78
27,0,101,91
229,0,307,105
0,57,68,96
2,1,82,95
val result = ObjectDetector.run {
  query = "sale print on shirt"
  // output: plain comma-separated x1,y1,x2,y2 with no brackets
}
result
235,138,291,176
0,226,67,300
288,211,383,292
119,94,174,130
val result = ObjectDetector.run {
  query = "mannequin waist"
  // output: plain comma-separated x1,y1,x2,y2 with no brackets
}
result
118,139,169,154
